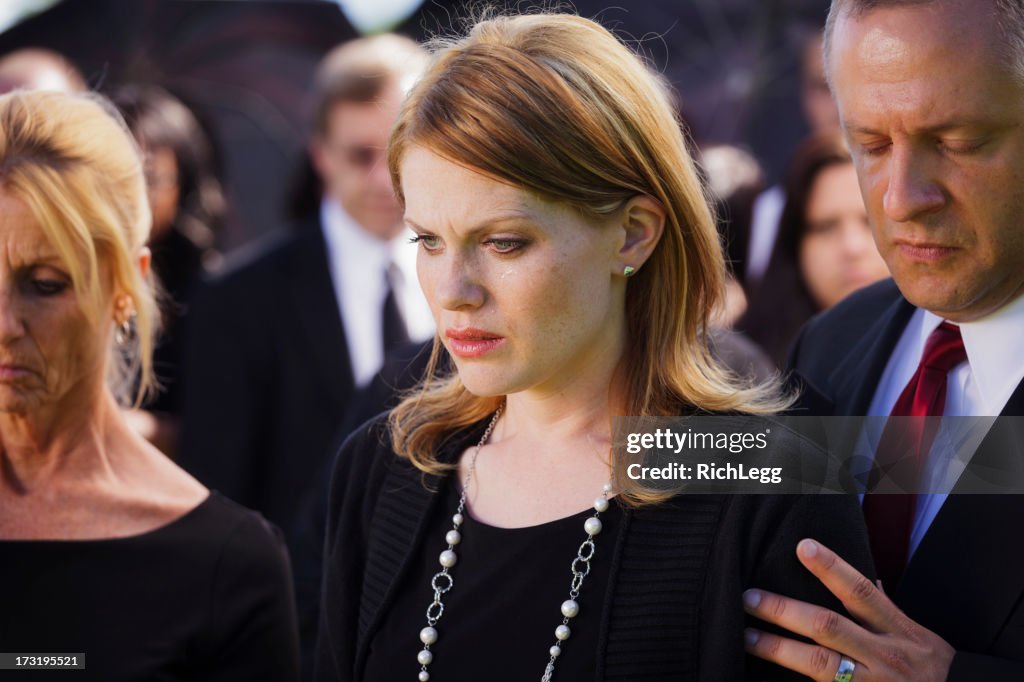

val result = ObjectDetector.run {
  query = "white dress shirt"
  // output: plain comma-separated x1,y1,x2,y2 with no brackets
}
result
864,291,1024,556
320,199,434,388
745,184,785,283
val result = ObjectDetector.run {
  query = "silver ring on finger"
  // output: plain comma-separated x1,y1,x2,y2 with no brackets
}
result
833,655,856,682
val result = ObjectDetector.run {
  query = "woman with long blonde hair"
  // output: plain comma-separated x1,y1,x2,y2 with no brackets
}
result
0,89,298,680
315,13,871,681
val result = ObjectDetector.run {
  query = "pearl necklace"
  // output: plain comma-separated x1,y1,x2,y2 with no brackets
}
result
414,407,613,681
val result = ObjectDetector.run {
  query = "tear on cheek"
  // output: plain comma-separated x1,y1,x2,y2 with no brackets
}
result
500,268,515,281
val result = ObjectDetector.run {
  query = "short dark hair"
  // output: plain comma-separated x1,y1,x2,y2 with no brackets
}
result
311,34,426,137
112,84,225,249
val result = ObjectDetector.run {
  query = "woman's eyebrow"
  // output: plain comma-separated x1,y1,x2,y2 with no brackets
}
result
404,211,536,236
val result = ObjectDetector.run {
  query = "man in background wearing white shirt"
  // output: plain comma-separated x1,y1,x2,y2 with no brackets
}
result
179,33,431,546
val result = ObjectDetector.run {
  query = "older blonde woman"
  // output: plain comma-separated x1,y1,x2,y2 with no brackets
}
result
0,90,298,680
315,13,873,682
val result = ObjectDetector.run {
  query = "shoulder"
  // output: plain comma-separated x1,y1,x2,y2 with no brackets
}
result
189,495,300,679
332,412,397,484
198,224,321,299
181,493,290,570
797,279,903,354
324,414,403,534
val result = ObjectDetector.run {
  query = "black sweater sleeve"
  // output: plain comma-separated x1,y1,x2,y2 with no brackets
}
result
207,512,301,681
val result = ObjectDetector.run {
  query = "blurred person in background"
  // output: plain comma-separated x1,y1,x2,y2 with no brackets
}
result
0,46,86,93
745,26,841,287
113,84,225,457
738,130,889,366
0,89,298,680
179,34,432,674
699,143,776,383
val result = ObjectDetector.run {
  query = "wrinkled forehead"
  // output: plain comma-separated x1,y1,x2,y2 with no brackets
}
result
0,189,59,263
826,1,1024,129
828,0,1007,80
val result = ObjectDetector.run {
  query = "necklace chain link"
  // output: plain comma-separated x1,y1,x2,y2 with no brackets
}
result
414,406,612,682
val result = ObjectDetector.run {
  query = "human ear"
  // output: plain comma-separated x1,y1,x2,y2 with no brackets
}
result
308,138,330,180
616,194,665,277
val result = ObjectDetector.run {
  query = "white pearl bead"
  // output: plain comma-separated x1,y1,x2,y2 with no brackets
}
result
593,497,609,513
420,626,438,645
417,649,434,665
561,599,579,618
452,513,464,526
445,530,461,545
555,624,571,641
439,550,457,568
584,516,603,536
549,645,562,657
602,482,613,493
419,671,430,682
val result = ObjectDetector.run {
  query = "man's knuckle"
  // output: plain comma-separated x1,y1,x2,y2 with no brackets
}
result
880,645,911,674
766,595,788,620
808,647,834,674
812,609,842,639
849,574,876,602
761,634,783,658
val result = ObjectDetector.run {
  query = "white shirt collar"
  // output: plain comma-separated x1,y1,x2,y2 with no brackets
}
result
318,198,434,388
921,291,1024,415
320,198,393,274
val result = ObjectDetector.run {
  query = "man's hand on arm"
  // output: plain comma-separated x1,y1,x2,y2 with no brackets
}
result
743,539,954,681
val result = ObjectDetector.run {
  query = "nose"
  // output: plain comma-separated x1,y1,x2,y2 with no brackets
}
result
882,144,946,222
425,250,486,312
0,285,27,343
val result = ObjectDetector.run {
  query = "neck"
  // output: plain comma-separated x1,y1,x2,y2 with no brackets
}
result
0,387,126,494
501,362,627,453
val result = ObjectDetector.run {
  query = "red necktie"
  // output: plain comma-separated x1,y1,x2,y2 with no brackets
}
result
862,322,966,588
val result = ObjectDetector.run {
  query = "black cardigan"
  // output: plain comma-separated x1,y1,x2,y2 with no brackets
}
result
314,416,874,681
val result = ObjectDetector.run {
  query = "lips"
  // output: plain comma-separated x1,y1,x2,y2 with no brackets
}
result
894,241,958,262
0,364,33,381
444,327,505,358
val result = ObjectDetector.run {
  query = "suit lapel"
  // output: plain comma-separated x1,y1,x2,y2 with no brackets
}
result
895,492,1024,651
281,222,354,404
828,294,915,415
894,379,1024,648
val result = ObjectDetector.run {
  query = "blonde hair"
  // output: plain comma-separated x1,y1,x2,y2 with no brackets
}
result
0,89,158,406
387,13,788,504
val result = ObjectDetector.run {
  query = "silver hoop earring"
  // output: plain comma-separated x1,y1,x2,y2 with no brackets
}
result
115,312,138,345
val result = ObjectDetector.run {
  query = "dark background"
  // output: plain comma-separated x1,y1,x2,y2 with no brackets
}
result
0,0,831,251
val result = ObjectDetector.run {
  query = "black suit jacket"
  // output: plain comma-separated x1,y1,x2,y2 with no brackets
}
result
180,221,354,540
788,278,1024,678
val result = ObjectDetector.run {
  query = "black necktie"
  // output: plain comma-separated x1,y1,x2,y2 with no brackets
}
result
382,264,410,353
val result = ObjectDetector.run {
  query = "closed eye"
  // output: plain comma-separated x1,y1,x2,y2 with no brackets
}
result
938,138,986,155
32,279,70,296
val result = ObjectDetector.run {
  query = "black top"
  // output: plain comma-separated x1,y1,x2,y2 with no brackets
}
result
0,492,300,682
315,415,876,681
364,477,622,681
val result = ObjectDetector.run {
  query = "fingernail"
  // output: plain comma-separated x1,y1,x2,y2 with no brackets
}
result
744,628,760,647
742,589,762,609
798,539,818,558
